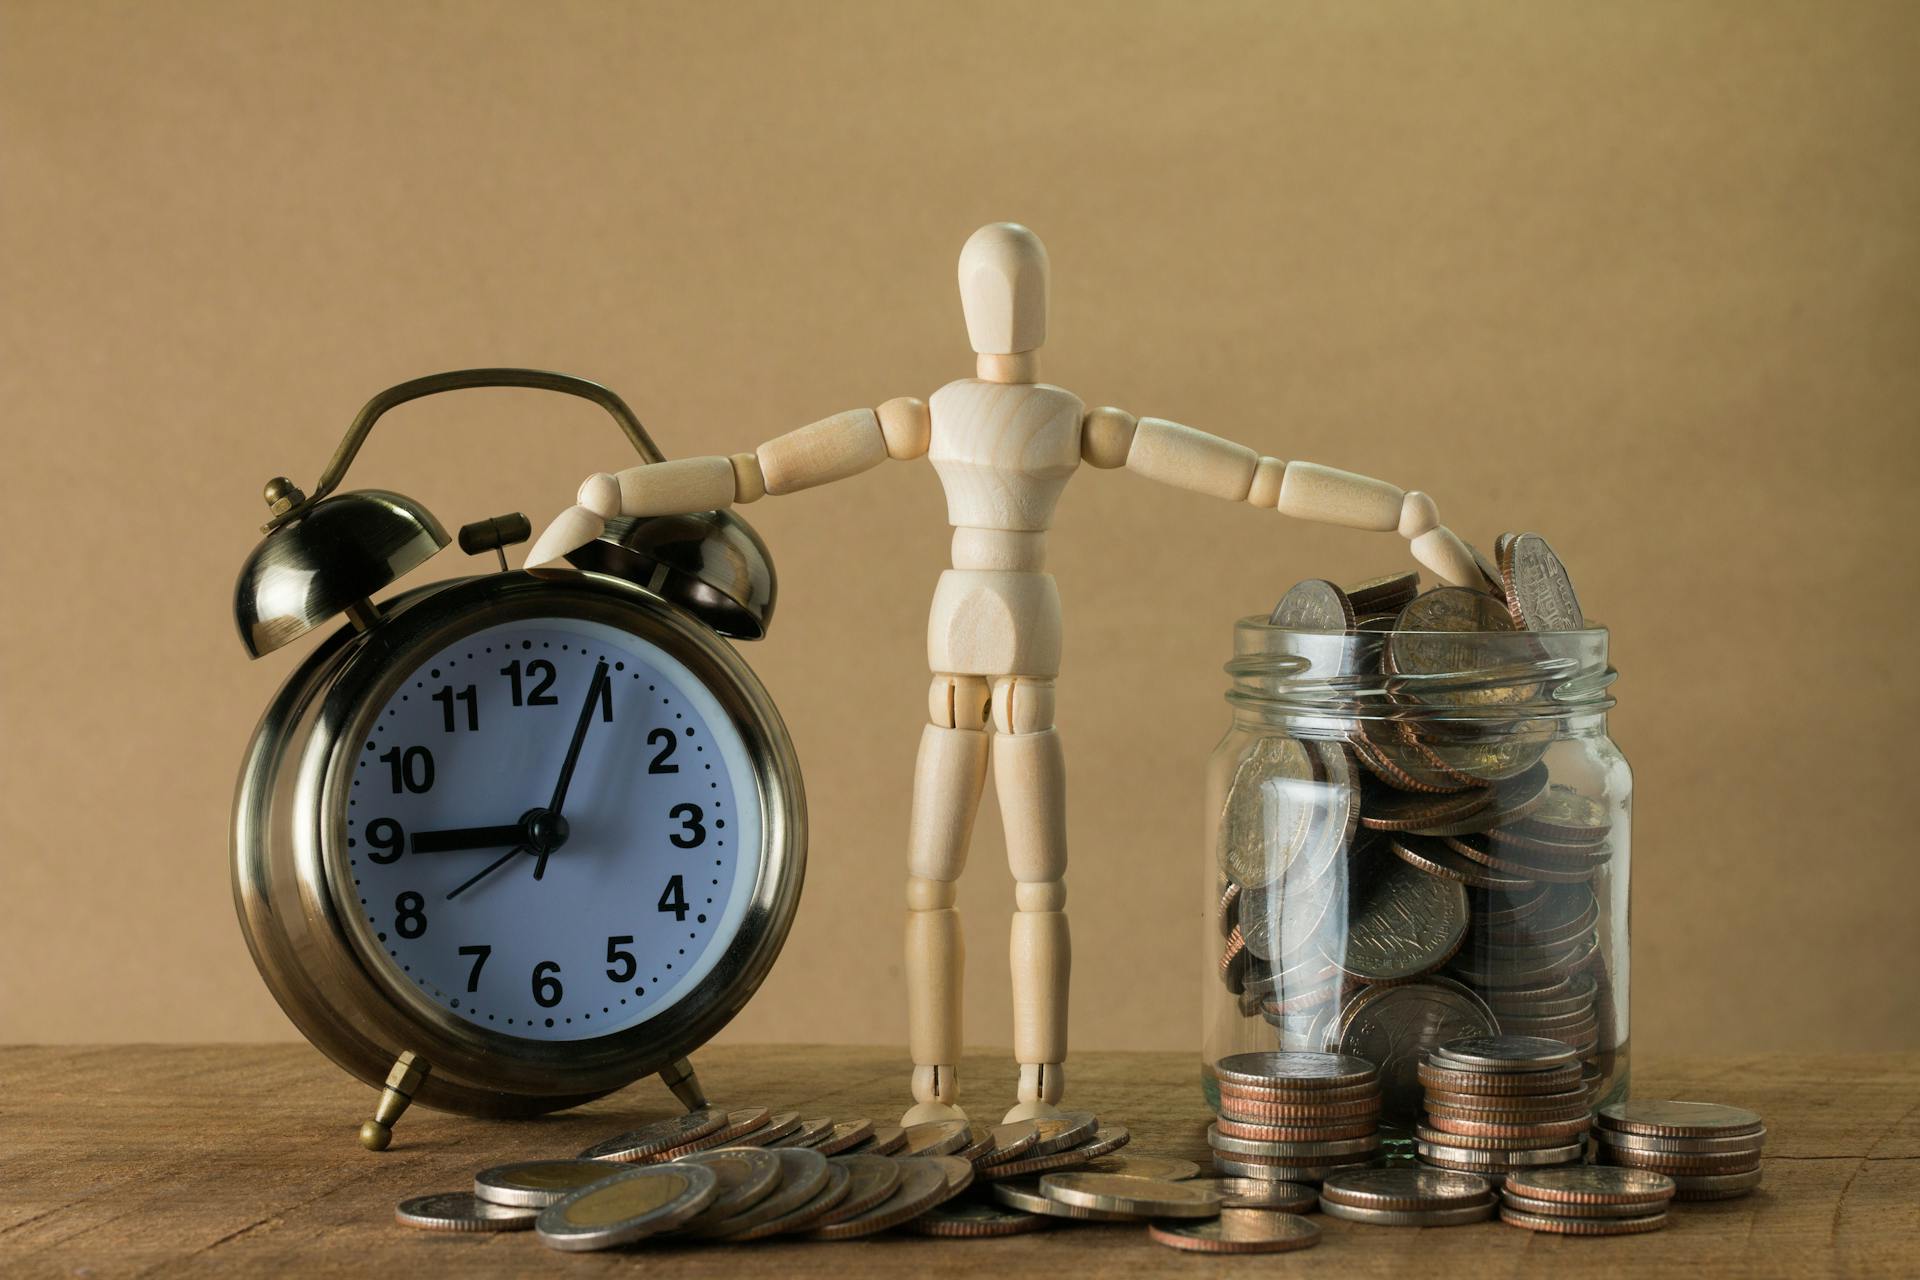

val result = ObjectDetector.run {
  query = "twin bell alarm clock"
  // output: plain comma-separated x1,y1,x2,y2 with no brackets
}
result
230,369,806,1150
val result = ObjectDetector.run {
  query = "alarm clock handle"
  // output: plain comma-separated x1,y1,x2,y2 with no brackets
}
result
266,369,666,531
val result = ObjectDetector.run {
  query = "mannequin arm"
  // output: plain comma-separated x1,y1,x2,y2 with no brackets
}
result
525,397,929,565
1080,407,1483,588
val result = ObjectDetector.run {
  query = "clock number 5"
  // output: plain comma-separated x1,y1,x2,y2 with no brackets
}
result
669,804,705,848
605,935,637,982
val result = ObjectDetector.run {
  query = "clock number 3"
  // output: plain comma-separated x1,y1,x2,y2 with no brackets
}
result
669,804,705,848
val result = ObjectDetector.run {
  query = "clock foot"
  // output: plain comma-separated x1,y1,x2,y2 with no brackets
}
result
358,1050,429,1152
660,1056,708,1112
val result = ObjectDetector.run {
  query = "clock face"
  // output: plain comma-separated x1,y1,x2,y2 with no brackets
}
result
335,616,763,1042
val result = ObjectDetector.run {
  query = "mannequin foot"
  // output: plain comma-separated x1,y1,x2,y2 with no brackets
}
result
902,1100,968,1125
1002,1099,1064,1123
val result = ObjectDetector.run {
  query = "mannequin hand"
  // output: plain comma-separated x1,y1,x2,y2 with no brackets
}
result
525,473,621,566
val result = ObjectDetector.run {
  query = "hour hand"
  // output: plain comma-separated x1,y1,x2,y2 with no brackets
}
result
411,824,525,854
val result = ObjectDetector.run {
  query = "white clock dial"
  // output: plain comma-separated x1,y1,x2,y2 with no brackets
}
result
336,617,762,1041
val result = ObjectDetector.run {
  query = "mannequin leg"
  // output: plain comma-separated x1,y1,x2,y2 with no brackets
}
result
902,673,991,1125
991,676,1070,1123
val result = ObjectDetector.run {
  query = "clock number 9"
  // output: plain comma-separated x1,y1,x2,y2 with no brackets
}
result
532,960,564,1008
364,818,405,864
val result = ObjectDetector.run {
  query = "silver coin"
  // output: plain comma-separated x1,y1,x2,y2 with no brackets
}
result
535,1164,720,1251
813,1118,874,1155
988,1120,1042,1162
1211,1153,1379,1183
907,1199,1054,1237
1040,1172,1223,1219
473,1160,620,1208
809,1153,904,1227
901,1118,972,1157
726,1110,801,1147
1415,1140,1587,1167
1334,841,1468,983
719,1161,852,1240
1082,1154,1201,1181
1208,1127,1381,1159
806,1156,956,1240
1503,1190,1667,1219
1594,1127,1768,1154
772,1116,836,1148
991,1175,1137,1221
1320,1167,1492,1210
1432,1035,1580,1072
1186,1176,1318,1211
1595,1100,1764,1138
575,1106,728,1162
1269,579,1356,632
1149,1209,1322,1254
685,1146,829,1238
1331,977,1499,1121
1216,736,1324,890
1018,1111,1100,1158
1668,1168,1764,1198
850,1122,907,1155
1503,1165,1677,1205
396,1191,539,1232
1213,1051,1377,1090
672,1147,783,1218
1319,1197,1494,1226
1240,854,1344,964
1499,532,1585,632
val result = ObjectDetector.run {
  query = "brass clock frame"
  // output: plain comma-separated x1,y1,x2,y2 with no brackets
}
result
233,569,806,1130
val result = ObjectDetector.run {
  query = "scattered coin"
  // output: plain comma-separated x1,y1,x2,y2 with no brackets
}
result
535,1164,720,1252
473,1160,620,1208
1148,1209,1321,1254
806,1156,958,1241
684,1146,828,1239
852,1122,908,1156
987,1120,1041,1162
773,1117,836,1148
807,1154,903,1227
908,1200,1053,1238
575,1107,728,1163
1041,1172,1223,1219
1006,1111,1100,1159
672,1147,783,1219
1186,1177,1317,1212
1667,1168,1766,1200
1269,579,1356,632
396,1191,539,1232
726,1110,801,1147
901,1119,972,1157
1082,1154,1201,1182
1596,1100,1764,1138
813,1118,874,1155
1498,533,1585,632
991,1176,1136,1221
652,1106,773,1159
719,1161,852,1241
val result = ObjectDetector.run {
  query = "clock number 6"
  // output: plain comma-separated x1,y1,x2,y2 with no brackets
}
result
669,804,705,848
532,960,563,1008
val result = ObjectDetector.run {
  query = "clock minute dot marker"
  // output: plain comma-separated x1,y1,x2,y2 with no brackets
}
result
698,914,708,923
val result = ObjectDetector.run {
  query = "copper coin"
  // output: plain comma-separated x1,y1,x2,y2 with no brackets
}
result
1149,1210,1321,1254
1424,1113,1592,1141
1425,1099,1593,1126
1360,785,1495,834
1218,879,1242,937
1214,1116,1382,1143
1504,1166,1676,1205
1418,1060,1584,1095
1319,1198,1496,1226
1214,1077,1381,1104
1593,1127,1767,1154
1213,1052,1378,1091
1217,1094,1383,1124
1413,1124,1587,1152
1187,1177,1317,1211
1500,1206,1667,1235
1210,1153,1379,1182
1599,1148,1762,1175
1347,571,1423,615
1353,730,1476,795
1321,1167,1492,1211
1503,1191,1666,1219
1415,1140,1587,1168
1390,834,1533,890
1595,1101,1763,1139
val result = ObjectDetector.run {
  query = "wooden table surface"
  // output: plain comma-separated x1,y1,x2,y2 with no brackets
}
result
2,1045,1914,1278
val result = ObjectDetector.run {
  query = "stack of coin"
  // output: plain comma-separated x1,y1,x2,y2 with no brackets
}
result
1205,1051,1383,1183
1498,1166,1675,1236
1318,1167,1496,1227
1213,534,1623,1128
1414,1036,1591,1185
1592,1101,1766,1201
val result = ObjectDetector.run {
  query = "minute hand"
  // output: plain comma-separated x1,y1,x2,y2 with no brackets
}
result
548,660,610,818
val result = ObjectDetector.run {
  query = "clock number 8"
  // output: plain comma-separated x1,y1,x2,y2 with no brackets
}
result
394,891,427,939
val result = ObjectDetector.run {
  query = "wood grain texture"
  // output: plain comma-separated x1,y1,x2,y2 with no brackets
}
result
1,1046,1913,1278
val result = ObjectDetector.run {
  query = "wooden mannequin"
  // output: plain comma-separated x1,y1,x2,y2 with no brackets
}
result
526,224,1483,1125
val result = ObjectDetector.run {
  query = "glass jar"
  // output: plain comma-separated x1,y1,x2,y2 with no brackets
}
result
1201,616,1630,1130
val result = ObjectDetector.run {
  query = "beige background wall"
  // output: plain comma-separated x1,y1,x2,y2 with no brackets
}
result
3,1,1916,1066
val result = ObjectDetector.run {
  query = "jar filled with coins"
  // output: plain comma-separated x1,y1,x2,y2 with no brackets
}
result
1203,544,1629,1133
